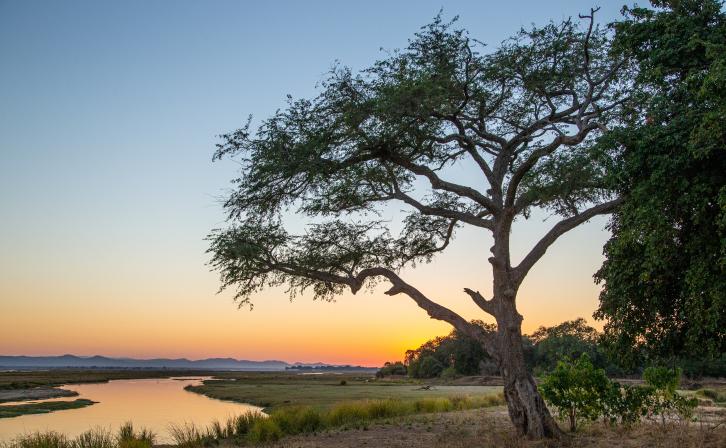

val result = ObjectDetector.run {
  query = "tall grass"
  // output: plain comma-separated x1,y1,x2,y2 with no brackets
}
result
2,393,504,447
2,424,156,448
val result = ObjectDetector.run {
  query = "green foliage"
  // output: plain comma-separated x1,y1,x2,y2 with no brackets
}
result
208,11,629,315
595,0,726,365
642,366,698,423
376,361,407,377
404,323,494,378
601,382,654,426
542,357,698,430
697,387,726,403
540,354,611,431
0,399,96,419
528,318,621,375
247,418,283,443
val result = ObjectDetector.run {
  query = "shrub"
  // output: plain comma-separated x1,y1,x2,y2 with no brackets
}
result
247,418,283,443
231,411,265,436
540,354,611,431
698,388,726,403
602,382,653,426
375,361,407,377
440,366,458,380
364,399,411,419
269,406,324,434
325,402,368,427
643,366,698,424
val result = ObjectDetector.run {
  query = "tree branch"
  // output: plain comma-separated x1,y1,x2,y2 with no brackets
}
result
390,188,494,230
383,152,502,215
463,288,497,317
512,198,622,283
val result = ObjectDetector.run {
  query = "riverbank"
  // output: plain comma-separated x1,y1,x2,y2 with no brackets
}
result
184,373,501,411
0,399,96,419
0,387,78,404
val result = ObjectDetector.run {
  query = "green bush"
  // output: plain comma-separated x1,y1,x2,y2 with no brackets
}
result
602,382,653,426
325,402,369,427
440,366,458,380
375,361,407,377
643,366,698,424
269,406,324,434
698,388,726,403
247,418,283,443
540,354,611,431
231,411,265,437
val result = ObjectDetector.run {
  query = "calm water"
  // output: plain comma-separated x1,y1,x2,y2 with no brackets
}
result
0,377,261,443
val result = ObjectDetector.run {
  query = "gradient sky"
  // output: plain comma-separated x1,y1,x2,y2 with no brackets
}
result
0,1,626,366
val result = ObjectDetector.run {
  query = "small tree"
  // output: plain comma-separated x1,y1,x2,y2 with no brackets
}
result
540,354,611,431
642,366,697,424
209,10,630,438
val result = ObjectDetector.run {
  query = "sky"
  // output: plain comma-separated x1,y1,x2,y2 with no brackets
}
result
0,1,626,366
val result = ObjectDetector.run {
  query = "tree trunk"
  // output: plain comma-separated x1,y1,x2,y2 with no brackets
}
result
495,301,561,439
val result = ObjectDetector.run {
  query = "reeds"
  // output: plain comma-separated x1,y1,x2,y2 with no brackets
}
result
2,424,156,448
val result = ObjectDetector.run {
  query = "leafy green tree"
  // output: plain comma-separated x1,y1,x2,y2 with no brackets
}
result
376,361,407,377
594,0,726,366
209,11,630,437
528,318,621,375
540,354,611,431
403,323,494,378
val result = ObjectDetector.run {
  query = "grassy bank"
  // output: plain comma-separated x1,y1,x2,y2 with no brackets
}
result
1,395,504,447
0,399,96,418
172,394,504,445
185,373,501,411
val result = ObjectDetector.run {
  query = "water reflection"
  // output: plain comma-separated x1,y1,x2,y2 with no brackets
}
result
0,377,260,443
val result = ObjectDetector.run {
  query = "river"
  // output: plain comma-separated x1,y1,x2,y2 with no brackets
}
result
0,377,260,443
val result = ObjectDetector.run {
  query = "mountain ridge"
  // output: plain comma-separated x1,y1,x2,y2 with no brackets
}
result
0,355,368,370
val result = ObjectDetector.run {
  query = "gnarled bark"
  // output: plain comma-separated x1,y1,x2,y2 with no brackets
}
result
495,306,561,438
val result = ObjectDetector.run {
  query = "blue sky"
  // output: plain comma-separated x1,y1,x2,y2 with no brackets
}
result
0,1,626,362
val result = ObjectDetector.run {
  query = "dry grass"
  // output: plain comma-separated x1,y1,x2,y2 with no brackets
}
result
270,407,726,448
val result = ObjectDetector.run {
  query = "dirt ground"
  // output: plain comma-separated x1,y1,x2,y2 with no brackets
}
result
270,407,726,448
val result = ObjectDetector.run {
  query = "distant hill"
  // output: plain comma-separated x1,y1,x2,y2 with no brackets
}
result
0,355,289,370
0,355,376,371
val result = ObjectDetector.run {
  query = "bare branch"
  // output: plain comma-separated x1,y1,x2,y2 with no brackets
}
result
464,288,497,317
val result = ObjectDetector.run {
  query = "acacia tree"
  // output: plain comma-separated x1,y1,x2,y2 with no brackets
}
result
209,11,630,438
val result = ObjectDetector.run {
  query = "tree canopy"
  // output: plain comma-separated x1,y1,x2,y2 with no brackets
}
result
594,0,726,365
209,12,629,341
209,9,632,438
